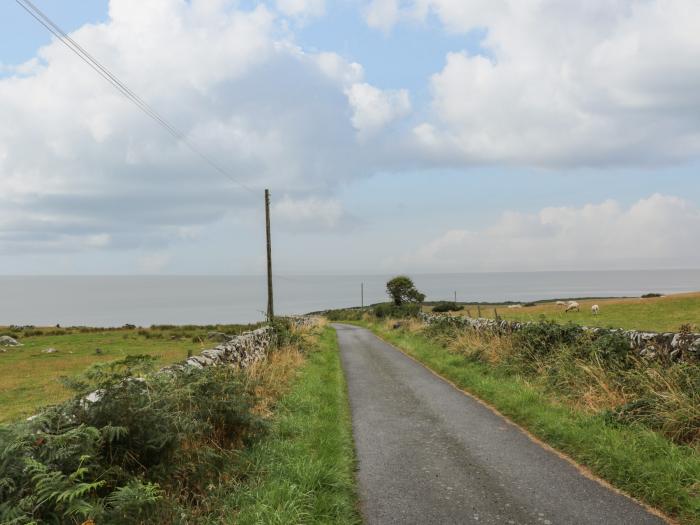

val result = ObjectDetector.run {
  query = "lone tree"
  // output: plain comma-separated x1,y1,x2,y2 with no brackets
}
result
386,276,425,306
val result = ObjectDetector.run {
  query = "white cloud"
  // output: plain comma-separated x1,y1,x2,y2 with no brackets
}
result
0,0,381,255
392,194,700,272
346,82,411,138
276,0,325,18
272,195,357,232
364,0,400,32
366,0,700,166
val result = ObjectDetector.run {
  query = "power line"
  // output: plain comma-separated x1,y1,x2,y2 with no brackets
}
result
15,0,255,194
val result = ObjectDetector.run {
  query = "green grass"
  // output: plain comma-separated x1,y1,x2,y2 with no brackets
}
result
222,326,360,524
354,320,700,525
445,292,700,332
0,325,252,422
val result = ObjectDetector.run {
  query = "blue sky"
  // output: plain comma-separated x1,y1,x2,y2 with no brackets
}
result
0,0,699,275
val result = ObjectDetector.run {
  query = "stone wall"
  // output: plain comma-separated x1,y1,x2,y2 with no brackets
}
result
162,326,275,374
419,313,700,361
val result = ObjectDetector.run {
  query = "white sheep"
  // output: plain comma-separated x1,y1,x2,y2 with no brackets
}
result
555,301,567,307
591,304,600,315
565,301,580,313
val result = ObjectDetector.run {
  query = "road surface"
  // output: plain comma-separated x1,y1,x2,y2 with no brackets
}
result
334,323,666,525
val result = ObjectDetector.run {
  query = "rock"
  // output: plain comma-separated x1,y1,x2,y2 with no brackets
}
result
42,348,58,354
95,348,103,355
207,331,233,342
0,335,21,347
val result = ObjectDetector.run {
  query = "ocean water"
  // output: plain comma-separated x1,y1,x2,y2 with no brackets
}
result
1,269,698,327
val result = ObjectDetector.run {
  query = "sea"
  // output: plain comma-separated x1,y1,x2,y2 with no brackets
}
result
1,269,698,327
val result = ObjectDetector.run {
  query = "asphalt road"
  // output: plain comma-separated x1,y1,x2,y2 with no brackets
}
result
333,323,667,525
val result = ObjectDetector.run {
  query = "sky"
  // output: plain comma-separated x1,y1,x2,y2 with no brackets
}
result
0,0,699,275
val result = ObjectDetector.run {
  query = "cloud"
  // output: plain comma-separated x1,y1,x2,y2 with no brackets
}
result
272,195,358,232
391,194,700,272
366,0,700,167
346,83,411,138
0,0,399,256
276,0,325,18
364,0,400,32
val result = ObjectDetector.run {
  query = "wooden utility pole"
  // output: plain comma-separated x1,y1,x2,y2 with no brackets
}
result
454,290,457,303
265,189,274,322
361,282,364,308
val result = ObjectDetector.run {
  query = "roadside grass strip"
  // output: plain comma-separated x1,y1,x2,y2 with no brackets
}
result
228,327,361,524
357,321,700,525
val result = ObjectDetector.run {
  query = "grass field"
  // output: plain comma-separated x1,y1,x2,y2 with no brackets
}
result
442,291,700,332
353,319,700,524
0,324,256,422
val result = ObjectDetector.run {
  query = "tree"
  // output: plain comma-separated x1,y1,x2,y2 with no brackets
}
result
386,276,425,306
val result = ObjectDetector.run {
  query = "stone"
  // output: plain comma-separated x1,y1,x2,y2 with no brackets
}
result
207,331,233,342
0,335,21,346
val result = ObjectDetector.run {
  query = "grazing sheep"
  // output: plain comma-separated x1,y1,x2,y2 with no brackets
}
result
591,304,600,315
508,304,523,309
565,301,580,313
555,301,567,307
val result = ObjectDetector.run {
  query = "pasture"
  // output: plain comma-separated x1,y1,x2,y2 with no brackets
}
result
0,324,255,422
440,292,700,333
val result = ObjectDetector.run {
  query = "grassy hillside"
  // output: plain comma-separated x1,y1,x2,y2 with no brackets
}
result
442,292,700,332
0,324,256,422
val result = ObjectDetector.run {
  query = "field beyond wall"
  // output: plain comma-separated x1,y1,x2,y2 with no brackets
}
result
438,291,700,333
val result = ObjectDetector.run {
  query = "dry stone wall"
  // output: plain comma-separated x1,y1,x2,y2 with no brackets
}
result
419,313,700,361
162,326,275,374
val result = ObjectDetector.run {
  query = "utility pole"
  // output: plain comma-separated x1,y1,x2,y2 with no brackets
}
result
361,282,364,308
454,290,457,303
265,189,274,322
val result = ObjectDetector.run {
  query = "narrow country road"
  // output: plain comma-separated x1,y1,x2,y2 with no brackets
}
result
333,323,667,525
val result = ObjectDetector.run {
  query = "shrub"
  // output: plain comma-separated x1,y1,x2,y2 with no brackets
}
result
0,355,265,524
373,303,421,319
325,308,365,321
641,293,662,298
513,320,583,357
432,301,464,313
588,331,631,365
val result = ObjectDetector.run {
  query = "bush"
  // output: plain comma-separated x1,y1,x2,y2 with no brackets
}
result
0,355,265,524
432,301,464,313
641,293,662,298
325,308,365,321
373,303,421,319
513,320,583,357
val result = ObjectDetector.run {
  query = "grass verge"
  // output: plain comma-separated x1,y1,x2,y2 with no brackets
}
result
352,319,700,525
222,326,360,524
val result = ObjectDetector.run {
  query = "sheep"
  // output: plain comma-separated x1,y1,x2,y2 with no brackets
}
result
591,304,600,315
508,304,523,309
565,301,580,313
555,301,567,307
